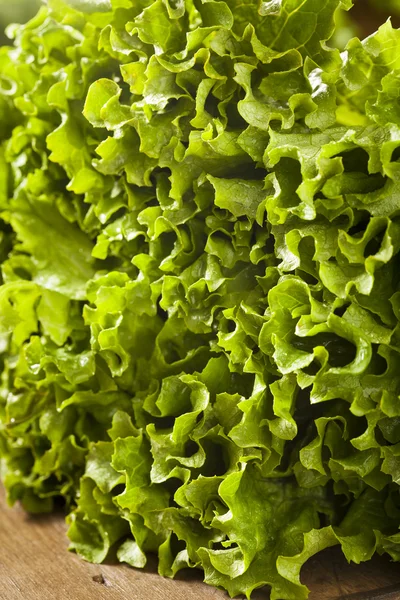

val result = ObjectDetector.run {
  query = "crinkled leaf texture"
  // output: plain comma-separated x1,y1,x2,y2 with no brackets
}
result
2,1,400,599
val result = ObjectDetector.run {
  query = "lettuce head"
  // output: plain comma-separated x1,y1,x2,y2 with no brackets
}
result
1,1,400,598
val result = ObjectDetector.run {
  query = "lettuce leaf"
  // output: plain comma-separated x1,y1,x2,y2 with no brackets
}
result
2,1,400,599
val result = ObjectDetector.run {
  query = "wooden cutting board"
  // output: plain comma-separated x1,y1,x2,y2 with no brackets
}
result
1,487,400,600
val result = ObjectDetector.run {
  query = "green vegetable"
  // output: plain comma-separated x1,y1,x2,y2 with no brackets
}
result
2,1,400,598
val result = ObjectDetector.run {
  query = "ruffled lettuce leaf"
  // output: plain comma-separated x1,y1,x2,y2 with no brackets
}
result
2,1,400,599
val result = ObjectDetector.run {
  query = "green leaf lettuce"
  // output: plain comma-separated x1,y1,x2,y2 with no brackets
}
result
2,1,400,599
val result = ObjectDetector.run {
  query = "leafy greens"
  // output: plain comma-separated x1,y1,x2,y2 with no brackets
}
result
1,0,400,598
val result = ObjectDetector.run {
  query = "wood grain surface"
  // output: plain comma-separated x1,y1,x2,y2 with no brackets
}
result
1,487,400,600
